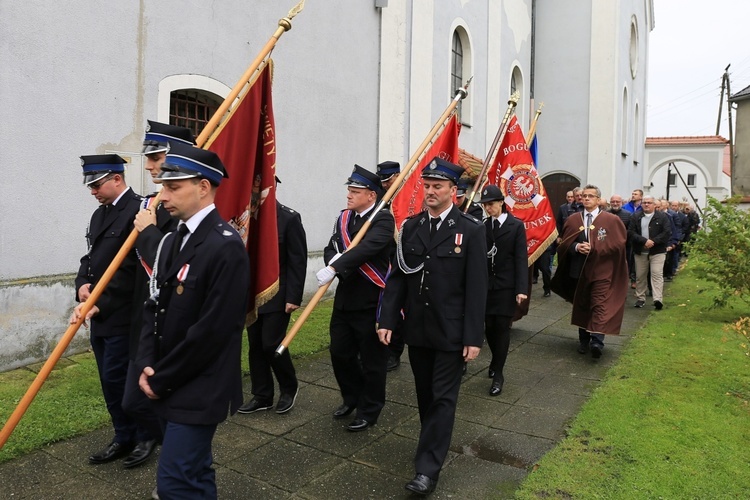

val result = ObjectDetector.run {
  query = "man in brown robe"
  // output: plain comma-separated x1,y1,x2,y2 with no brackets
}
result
550,184,628,358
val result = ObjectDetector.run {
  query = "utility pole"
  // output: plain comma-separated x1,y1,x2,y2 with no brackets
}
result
716,66,728,135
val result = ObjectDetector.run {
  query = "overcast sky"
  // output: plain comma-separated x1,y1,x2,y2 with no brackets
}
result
646,0,750,138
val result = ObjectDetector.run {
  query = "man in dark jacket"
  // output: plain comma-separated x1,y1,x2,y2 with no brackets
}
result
628,196,672,310
378,157,487,496
317,165,395,432
136,143,249,498
71,154,143,465
239,179,307,415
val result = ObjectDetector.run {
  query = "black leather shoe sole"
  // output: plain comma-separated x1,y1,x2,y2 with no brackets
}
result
237,400,273,414
123,440,157,469
405,474,437,496
333,404,355,419
591,345,603,359
89,442,134,464
346,418,373,432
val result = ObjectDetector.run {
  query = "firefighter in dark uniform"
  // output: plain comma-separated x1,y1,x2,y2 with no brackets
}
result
317,165,395,432
377,157,488,496
239,177,307,415
376,160,405,371
71,154,143,465
456,177,484,219
117,121,195,468
136,142,249,498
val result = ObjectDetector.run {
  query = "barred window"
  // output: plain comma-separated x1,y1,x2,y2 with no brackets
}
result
169,89,222,138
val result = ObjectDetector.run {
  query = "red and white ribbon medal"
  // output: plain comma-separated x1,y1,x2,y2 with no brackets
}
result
176,264,190,295
454,233,463,254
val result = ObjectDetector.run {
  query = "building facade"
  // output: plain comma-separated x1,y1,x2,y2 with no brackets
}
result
0,0,653,370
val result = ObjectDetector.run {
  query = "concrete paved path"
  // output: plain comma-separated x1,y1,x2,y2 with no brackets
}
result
0,284,651,499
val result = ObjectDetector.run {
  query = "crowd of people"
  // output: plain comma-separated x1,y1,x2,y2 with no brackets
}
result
66,126,701,499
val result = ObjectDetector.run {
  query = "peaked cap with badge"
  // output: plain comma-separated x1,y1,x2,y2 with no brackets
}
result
376,161,401,182
80,154,127,186
478,185,505,203
157,141,227,186
421,157,464,184
345,164,384,195
142,120,196,155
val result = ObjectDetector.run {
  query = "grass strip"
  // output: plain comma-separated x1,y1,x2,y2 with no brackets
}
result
515,260,750,498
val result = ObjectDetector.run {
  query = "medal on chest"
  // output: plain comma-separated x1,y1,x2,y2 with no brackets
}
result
454,233,463,254
176,264,190,295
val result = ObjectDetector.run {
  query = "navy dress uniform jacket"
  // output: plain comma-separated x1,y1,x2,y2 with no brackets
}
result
484,214,528,317
259,202,307,314
380,205,488,351
130,199,178,358
75,188,142,337
323,207,395,310
136,209,249,425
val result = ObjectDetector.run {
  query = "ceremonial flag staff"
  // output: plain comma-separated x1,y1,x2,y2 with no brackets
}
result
0,0,307,450
464,91,520,212
275,80,472,356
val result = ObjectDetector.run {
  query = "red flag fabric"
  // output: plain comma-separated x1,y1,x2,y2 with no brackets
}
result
210,63,279,322
485,115,557,264
391,115,460,227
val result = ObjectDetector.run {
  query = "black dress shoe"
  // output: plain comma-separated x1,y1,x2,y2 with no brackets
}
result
386,354,400,372
89,441,134,464
654,300,663,310
237,398,273,414
489,381,503,396
543,290,551,297
333,403,356,419
123,440,157,469
405,473,437,496
275,388,299,414
488,369,495,379
591,345,603,359
346,418,373,432
577,343,587,354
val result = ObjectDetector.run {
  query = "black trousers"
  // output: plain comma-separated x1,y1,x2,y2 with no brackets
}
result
90,333,137,444
484,314,512,379
248,311,298,401
408,346,464,480
387,316,405,358
329,307,388,422
533,248,552,292
122,359,163,443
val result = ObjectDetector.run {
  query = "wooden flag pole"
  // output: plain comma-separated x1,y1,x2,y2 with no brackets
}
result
0,1,306,451
464,91,519,211
526,102,544,148
275,81,472,356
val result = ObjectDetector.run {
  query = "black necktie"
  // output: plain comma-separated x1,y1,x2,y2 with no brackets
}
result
586,213,593,241
493,218,501,231
429,217,440,239
170,224,190,266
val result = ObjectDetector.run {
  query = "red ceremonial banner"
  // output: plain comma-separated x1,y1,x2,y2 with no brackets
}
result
210,63,280,322
485,115,557,264
391,114,460,227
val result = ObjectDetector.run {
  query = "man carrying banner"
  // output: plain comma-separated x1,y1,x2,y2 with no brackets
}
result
71,154,143,466
377,157,487,496
551,184,628,358
121,121,196,468
317,165,395,432
136,143,249,498
239,177,307,415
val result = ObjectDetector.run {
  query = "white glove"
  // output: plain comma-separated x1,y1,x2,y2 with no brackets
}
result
329,252,343,265
316,266,336,287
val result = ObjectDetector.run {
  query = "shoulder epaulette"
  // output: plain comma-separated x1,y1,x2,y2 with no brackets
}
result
460,212,482,225
278,203,297,214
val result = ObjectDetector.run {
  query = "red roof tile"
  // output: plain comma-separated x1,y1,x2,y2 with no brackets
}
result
645,136,728,145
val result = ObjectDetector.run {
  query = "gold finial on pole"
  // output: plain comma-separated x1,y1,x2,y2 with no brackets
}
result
526,102,544,148
464,91,520,209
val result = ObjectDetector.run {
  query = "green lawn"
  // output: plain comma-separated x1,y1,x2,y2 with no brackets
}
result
515,259,750,498
0,299,333,463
